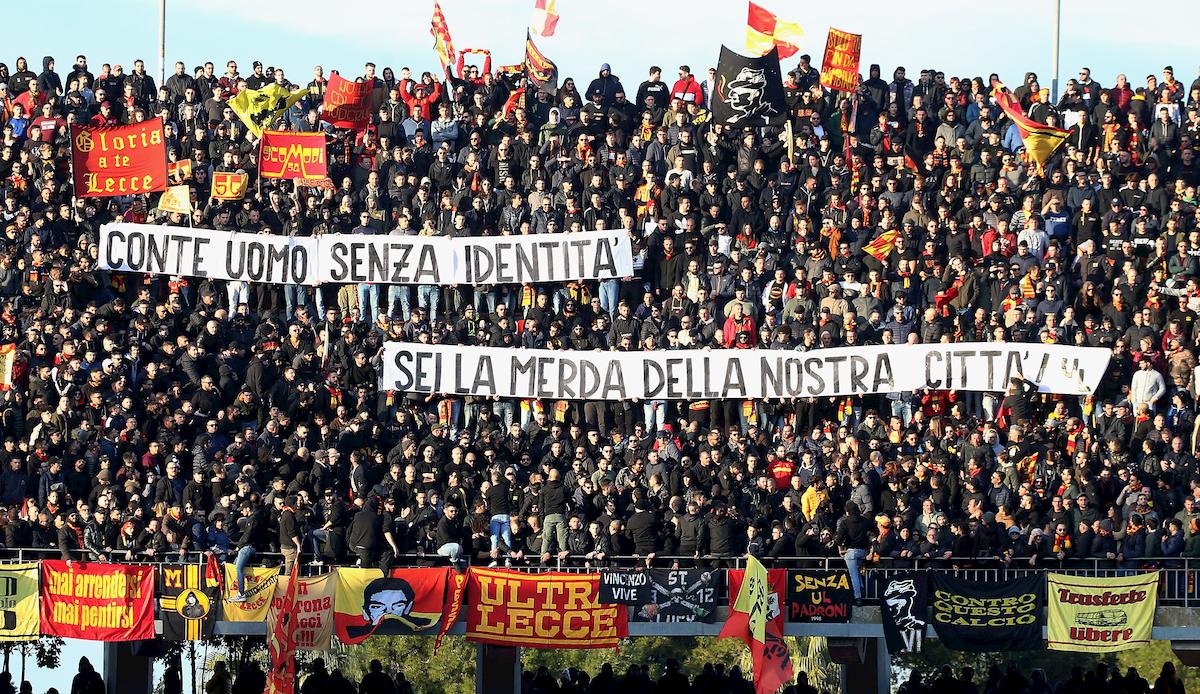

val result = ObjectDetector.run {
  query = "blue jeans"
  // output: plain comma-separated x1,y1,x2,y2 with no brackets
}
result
284,284,308,320
387,285,411,319
437,542,465,567
843,548,866,599
490,514,512,552
644,400,666,432
357,284,379,324
418,285,440,319
495,400,515,429
234,545,256,595
226,281,249,313
599,279,619,314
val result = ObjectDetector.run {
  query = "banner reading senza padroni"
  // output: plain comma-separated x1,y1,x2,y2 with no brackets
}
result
71,122,168,197
787,570,854,623
99,223,633,286
381,343,1108,399
466,568,627,649
1047,572,1157,652
258,131,328,180
929,573,1044,652
40,561,154,641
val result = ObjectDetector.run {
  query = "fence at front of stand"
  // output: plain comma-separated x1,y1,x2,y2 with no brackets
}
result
5,548,1197,607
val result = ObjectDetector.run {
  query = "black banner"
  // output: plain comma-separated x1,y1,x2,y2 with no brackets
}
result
711,45,787,128
158,563,218,641
598,569,653,605
881,572,927,654
630,569,720,623
786,570,854,623
930,573,1045,652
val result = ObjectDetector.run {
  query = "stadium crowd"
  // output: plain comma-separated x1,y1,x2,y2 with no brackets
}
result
1,50,1200,600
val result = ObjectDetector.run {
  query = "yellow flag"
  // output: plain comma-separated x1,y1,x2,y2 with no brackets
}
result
732,555,770,644
1047,572,1157,652
158,185,192,214
228,84,306,137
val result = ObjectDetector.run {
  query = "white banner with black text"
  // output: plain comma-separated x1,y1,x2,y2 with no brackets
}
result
98,223,633,286
379,343,1109,399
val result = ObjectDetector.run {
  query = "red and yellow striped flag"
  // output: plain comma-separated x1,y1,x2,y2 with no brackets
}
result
863,229,899,262
530,0,559,37
1018,452,1040,483
992,82,1069,171
168,159,192,183
746,2,804,59
430,2,457,71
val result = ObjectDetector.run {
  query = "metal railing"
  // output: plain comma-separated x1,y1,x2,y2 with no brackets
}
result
10,548,1200,607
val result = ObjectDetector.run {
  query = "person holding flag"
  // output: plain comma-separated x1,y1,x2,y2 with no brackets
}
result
992,80,1070,173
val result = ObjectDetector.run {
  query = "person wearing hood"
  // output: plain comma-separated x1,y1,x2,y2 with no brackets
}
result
7,57,35,95
71,657,104,694
538,107,567,147
37,56,62,97
585,63,623,109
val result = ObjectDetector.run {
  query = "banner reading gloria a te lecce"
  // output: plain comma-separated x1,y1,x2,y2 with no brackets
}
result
466,568,627,649
380,343,1109,399
1047,572,1157,652
40,560,154,641
98,223,633,286
71,121,169,197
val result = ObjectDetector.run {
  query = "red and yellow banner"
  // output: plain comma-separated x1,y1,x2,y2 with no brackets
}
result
465,568,627,649
211,171,249,200
71,121,169,197
259,131,328,180
40,561,154,641
992,83,1070,171
334,567,453,644
819,28,862,92
1047,572,1157,652
321,73,373,131
269,572,335,651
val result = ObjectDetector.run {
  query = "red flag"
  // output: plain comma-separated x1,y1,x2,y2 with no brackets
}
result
436,571,467,651
862,229,900,262
530,0,559,37
266,562,300,694
721,561,793,694
321,73,373,130
204,554,222,591
430,2,457,71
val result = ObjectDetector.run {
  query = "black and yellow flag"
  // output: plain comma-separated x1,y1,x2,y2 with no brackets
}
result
159,563,218,641
524,32,558,95
228,84,306,138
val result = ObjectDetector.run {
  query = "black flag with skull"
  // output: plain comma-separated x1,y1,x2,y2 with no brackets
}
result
710,45,787,128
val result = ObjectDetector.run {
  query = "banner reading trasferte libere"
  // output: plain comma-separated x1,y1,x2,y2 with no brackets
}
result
381,343,1108,399
99,224,633,285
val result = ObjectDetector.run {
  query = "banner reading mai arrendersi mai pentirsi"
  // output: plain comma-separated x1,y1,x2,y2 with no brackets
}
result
380,343,1108,399
98,223,632,286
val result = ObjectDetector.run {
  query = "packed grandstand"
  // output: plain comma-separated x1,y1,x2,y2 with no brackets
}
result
3,6,1200,671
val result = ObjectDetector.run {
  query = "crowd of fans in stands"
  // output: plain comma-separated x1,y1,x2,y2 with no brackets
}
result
2,49,1200,599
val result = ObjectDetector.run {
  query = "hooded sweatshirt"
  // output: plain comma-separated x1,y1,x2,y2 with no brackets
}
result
7,57,35,95
37,56,61,95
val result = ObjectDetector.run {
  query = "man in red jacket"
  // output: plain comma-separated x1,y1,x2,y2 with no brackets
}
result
670,65,704,105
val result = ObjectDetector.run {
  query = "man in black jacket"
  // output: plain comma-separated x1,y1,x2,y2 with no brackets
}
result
435,503,470,569
538,468,568,564
278,495,302,574
835,501,873,605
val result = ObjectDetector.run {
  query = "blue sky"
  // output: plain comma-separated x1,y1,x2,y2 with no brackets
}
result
5,0,1197,93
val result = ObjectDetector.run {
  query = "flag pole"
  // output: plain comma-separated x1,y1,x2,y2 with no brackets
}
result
158,0,167,87
1051,0,1061,102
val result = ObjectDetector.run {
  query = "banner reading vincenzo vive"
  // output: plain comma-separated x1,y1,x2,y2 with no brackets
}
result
1047,572,1157,652
929,573,1044,651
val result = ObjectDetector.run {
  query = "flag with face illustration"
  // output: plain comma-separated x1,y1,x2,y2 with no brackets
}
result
334,567,453,644
711,45,787,128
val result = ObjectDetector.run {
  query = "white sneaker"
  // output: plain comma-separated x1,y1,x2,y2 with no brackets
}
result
229,593,248,603
504,559,513,568
488,561,498,567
